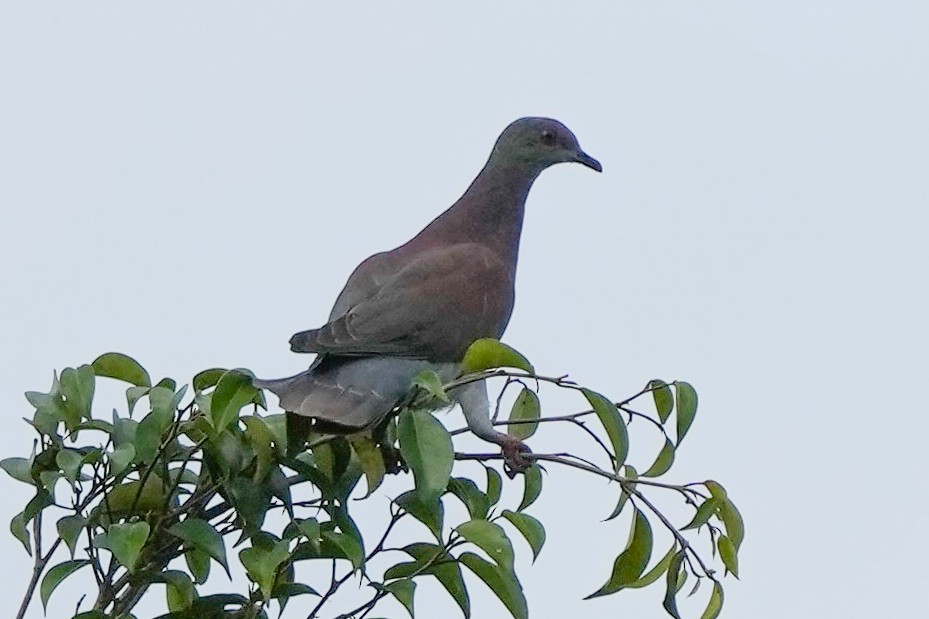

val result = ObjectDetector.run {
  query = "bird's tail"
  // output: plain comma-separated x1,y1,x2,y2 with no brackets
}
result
252,366,392,431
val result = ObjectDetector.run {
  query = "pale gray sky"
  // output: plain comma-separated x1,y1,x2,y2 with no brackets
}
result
2,3,927,618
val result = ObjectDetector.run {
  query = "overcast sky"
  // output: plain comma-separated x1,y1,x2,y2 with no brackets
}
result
2,3,927,618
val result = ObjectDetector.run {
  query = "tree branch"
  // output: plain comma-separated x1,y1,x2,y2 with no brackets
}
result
454,451,701,495
453,450,717,583
16,511,63,619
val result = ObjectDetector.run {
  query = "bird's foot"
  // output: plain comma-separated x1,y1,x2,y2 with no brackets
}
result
500,435,533,478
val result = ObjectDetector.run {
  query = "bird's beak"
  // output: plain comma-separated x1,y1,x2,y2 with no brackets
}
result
574,150,602,172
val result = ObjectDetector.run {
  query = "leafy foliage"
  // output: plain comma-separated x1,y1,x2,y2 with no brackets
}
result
4,344,742,618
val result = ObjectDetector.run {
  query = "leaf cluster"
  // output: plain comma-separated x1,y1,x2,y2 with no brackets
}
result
3,344,742,619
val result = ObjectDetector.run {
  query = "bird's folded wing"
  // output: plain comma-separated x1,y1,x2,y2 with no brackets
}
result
290,242,513,360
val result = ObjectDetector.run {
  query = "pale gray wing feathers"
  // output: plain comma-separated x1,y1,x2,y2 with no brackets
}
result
254,358,458,429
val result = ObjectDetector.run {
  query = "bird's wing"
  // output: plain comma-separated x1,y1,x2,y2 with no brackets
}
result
289,242,514,361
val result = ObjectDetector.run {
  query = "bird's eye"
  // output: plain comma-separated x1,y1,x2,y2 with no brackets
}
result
540,130,555,145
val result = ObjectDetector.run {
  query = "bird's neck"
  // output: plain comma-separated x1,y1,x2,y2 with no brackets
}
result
411,161,539,268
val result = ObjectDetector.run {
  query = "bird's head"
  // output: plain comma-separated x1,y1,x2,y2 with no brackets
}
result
490,117,602,175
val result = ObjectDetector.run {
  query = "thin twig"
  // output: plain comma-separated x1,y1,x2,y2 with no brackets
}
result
16,511,63,619
453,452,704,496
307,510,404,619
628,488,717,582
330,538,463,619
445,369,579,393
449,409,597,435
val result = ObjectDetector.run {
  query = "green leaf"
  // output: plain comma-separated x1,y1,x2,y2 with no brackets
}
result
11,512,31,555
398,409,453,504
81,447,103,465
641,438,676,478
39,470,62,492
210,370,258,433
113,414,138,447
243,415,276,483
486,467,502,506
586,508,653,598
92,353,151,387
40,560,90,609
126,386,149,415
705,480,727,499
718,534,739,577
384,579,416,618
460,339,534,374
322,530,365,569
23,490,53,526
94,522,150,571
500,510,546,561
57,514,86,557
334,508,366,556
155,376,177,391
663,551,685,619
262,413,289,455
1,456,35,485
719,495,745,551
273,566,305,616
403,543,470,617
60,365,95,424
134,388,176,463
185,547,211,584
108,444,135,476
506,388,540,440
412,370,450,403
209,430,250,477
395,491,444,540
26,373,67,436
674,381,698,446
223,475,269,534
272,582,319,600
32,447,60,476
448,477,490,520
92,477,168,525
154,382,187,416
350,435,386,498
157,569,197,612
184,594,249,615
517,464,542,512
459,551,527,619
56,449,84,483
700,581,725,619
296,518,321,551
583,388,628,470
272,471,296,516
240,540,290,600
682,497,720,531
626,544,677,589
193,368,226,392
383,560,419,580
312,438,351,485
687,575,702,598
169,518,230,577
74,420,113,434
456,519,514,571
604,465,637,521
650,379,674,423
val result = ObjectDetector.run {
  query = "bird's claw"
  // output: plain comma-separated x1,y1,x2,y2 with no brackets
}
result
501,436,533,478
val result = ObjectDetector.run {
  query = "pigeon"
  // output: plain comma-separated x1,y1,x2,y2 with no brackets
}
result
255,117,601,472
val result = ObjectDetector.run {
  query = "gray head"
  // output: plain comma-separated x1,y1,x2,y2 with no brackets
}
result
488,117,602,175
